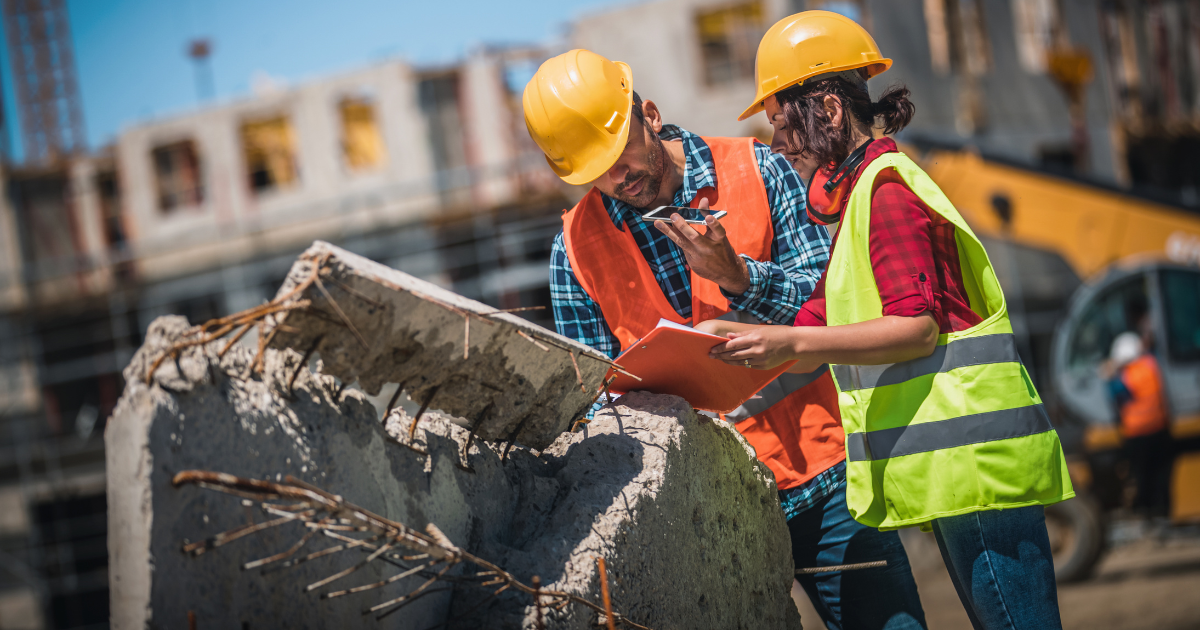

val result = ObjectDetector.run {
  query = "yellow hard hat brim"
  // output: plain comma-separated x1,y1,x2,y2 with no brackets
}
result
736,58,892,122
548,61,634,186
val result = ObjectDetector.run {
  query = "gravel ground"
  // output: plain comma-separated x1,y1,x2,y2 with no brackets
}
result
793,529,1200,629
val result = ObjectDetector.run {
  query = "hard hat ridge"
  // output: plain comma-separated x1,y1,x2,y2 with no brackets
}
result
522,49,635,185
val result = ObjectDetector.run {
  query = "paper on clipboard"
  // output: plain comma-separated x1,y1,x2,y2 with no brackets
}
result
605,319,793,413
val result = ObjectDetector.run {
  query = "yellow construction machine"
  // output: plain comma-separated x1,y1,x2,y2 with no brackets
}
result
913,145,1200,581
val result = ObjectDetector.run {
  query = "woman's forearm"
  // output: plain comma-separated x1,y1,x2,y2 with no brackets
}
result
694,319,763,337
795,313,939,366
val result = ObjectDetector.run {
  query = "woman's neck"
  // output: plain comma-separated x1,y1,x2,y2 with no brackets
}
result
847,120,874,152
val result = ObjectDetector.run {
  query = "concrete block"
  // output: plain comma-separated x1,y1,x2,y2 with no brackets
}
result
107,316,801,629
267,241,609,450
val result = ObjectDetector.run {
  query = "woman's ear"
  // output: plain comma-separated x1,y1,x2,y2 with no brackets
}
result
823,94,843,128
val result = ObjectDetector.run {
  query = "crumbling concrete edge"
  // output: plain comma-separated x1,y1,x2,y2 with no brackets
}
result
106,379,159,629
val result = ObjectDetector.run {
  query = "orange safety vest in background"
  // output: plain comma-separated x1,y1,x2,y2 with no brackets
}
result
1119,354,1169,438
562,136,845,490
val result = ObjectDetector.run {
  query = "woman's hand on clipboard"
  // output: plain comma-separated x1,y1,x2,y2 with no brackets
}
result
707,325,820,373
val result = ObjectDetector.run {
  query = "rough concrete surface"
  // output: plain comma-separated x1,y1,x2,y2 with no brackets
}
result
107,315,802,629
268,241,609,449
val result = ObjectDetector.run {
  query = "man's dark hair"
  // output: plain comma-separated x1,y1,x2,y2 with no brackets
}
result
630,90,646,127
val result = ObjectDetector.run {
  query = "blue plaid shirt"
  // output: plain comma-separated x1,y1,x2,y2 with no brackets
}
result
780,461,846,521
549,125,838,517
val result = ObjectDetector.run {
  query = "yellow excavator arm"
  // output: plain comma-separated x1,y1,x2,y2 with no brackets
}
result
911,146,1200,279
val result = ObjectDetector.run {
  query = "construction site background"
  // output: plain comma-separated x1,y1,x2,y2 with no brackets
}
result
0,1,1196,628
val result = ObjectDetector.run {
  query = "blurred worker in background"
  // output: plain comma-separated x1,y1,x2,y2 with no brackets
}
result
1105,331,1173,519
704,11,1074,630
524,49,926,629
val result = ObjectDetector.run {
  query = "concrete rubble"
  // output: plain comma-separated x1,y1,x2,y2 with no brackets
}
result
106,246,803,630
268,241,611,449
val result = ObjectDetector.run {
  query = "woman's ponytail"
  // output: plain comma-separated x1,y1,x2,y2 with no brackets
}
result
872,85,915,135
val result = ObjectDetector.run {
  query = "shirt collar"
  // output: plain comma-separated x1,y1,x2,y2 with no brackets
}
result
601,124,716,227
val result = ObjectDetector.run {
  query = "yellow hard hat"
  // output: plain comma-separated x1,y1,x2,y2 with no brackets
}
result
522,49,634,185
738,11,892,121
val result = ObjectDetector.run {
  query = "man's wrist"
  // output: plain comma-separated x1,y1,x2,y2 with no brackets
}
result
720,257,751,295
720,255,763,300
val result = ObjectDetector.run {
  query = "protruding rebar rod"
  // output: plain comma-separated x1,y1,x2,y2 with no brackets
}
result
598,556,616,630
795,560,888,575
288,335,323,395
407,385,440,442
533,575,544,630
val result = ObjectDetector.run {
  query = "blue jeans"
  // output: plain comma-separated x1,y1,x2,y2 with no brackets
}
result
931,506,1063,630
789,484,927,630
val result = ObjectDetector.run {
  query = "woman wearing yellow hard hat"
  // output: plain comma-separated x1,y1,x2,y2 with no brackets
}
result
701,10,1073,630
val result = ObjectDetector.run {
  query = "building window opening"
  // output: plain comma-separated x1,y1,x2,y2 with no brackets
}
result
696,1,766,87
925,0,993,76
151,140,204,212
418,72,471,206
95,170,125,249
340,97,386,171
240,116,299,194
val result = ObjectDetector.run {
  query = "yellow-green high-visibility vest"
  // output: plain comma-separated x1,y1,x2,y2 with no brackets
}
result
825,152,1074,530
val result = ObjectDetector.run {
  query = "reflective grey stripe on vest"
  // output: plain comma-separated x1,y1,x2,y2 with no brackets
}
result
832,334,1021,392
724,365,828,422
845,403,1053,462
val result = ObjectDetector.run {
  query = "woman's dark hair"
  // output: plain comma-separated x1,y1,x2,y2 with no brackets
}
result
774,74,915,169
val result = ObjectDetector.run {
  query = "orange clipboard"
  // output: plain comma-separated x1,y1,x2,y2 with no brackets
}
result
605,325,794,413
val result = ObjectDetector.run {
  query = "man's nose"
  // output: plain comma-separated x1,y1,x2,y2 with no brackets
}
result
606,163,629,186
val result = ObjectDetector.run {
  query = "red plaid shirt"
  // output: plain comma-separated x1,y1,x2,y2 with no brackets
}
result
794,138,982,333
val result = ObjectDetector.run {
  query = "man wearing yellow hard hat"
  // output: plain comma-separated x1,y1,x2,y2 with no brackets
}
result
524,48,926,629
704,10,1071,630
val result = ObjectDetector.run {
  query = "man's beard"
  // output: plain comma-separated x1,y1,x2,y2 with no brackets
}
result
610,133,666,209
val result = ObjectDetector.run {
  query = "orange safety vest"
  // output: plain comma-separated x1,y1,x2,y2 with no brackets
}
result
562,136,845,490
1119,355,1169,438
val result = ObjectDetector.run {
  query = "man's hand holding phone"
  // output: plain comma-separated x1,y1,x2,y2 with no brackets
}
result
652,198,750,295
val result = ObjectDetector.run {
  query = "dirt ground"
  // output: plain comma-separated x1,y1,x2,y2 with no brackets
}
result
792,530,1200,629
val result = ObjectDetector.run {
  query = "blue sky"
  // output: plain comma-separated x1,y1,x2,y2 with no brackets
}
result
0,0,631,161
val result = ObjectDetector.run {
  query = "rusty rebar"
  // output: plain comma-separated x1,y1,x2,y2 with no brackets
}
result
570,352,586,393
533,575,544,630
795,560,888,575
407,385,440,442
384,380,407,419
219,323,254,358
516,330,551,352
598,556,616,630
172,470,654,629
288,335,323,395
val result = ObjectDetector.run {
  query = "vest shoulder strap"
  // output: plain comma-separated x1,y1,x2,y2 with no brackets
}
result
828,151,1007,333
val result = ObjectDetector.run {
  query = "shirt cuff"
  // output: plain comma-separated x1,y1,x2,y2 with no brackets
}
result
883,294,933,318
722,254,768,307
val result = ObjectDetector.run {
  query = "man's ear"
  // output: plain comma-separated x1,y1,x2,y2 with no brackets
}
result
642,99,664,134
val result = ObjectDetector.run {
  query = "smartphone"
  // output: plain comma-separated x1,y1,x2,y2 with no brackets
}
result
641,205,728,224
